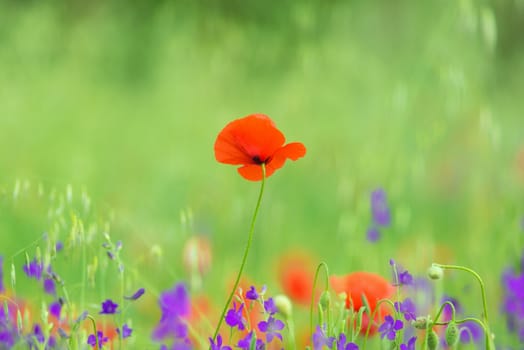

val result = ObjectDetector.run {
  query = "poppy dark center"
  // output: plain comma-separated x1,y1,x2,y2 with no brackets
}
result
252,156,265,164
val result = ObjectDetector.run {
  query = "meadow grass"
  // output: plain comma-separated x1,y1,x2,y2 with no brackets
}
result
0,0,523,348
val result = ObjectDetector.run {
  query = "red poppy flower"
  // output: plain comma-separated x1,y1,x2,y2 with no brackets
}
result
277,251,318,306
330,272,394,335
214,114,306,181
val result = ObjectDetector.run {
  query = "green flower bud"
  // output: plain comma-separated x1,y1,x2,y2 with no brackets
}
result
319,291,331,310
427,330,439,350
428,265,444,280
273,294,293,320
445,321,459,346
413,316,431,330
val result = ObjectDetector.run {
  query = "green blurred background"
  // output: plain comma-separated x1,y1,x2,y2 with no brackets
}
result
1,0,524,345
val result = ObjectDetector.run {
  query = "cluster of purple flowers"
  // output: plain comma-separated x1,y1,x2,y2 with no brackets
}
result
0,261,59,348
312,326,359,350
210,285,285,350
23,258,58,295
366,188,391,242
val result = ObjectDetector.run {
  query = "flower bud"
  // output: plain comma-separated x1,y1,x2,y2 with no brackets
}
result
319,290,331,310
427,330,439,350
445,321,459,346
427,265,444,280
413,316,431,330
273,294,293,320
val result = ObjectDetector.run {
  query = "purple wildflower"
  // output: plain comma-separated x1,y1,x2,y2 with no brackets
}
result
55,241,64,252
502,263,524,341
245,286,259,301
390,260,413,286
263,298,278,315
49,300,62,319
23,258,43,280
117,324,132,339
395,298,417,321
378,315,403,340
43,278,56,295
99,299,118,314
47,335,57,347
87,331,108,348
258,315,285,343
124,288,145,301
398,270,413,286
366,227,380,242
225,302,245,331
0,326,16,348
33,324,45,343
237,331,265,350
152,283,190,342
0,256,4,293
400,336,416,350
312,325,335,350
209,334,232,350
370,188,391,227
336,333,359,350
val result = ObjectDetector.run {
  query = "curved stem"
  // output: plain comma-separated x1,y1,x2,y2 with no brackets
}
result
433,263,493,349
87,315,99,349
362,298,395,350
433,301,457,324
309,262,330,337
211,164,266,343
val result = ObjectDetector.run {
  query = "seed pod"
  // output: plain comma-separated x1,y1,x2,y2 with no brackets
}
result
445,321,459,346
413,316,430,330
427,330,439,350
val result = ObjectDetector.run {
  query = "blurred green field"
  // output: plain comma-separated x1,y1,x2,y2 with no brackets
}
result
1,0,524,347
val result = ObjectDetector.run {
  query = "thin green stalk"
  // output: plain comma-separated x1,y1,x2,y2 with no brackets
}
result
309,262,330,337
286,319,297,350
211,164,266,344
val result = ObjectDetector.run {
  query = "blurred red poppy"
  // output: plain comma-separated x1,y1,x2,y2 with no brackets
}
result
214,114,306,181
330,272,394,335
278,252,317,306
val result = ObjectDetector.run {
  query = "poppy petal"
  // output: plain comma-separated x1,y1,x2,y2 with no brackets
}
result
214,114,285,165
266,142,306,173
274,142,307,161
237,164,277,181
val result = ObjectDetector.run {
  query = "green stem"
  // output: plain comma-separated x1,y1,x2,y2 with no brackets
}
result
432,301,457,324
211,164,266,343
309,262,330,337
87,315,99,349
361,298,395,350
433,263,493,349
286,319,297,350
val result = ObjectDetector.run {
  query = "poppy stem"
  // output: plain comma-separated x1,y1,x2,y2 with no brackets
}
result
431,263,494,350
211,164,267,345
